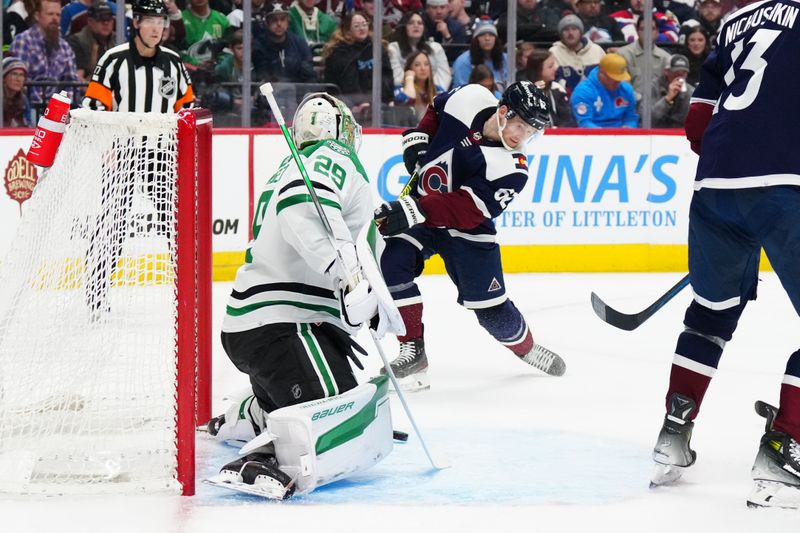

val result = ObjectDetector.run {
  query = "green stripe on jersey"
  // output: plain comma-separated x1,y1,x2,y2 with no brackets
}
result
276,194,341,214
315,376,389,455
226,300,340,318
299,324,336,396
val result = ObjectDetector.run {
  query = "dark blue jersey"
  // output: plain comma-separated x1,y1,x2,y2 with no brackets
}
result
413,84,530,237
691,0,800,189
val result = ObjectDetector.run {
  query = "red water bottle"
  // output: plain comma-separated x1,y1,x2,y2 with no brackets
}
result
26,91,71,168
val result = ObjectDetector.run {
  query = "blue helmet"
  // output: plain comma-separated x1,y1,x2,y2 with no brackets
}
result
499,81,551,130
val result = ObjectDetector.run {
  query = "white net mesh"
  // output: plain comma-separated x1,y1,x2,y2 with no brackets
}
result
0,109,188,495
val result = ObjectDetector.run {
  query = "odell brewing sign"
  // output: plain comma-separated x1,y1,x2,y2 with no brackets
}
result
4,148,38,211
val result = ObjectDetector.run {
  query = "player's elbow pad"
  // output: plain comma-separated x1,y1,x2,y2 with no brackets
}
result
684,102,713,156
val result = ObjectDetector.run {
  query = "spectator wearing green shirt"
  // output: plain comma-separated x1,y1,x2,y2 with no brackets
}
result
181,0,229,66
288,0,336,57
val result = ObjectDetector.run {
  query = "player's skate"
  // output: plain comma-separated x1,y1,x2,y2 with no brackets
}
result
201,393,267,444
651,393,697,487
747,401,800,509
380,337,429,392
205,451,295,500
520,343,566,376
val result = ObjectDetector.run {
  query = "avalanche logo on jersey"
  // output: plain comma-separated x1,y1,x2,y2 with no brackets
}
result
419,149,454,195
421,163,449,194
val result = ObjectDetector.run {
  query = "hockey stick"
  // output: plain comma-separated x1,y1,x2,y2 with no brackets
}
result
260,83,444,470
399,171,417,198
590,274,690,331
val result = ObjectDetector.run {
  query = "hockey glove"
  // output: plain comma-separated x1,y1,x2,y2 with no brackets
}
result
401,129,429,175
374,196,427,236
337,273,378,331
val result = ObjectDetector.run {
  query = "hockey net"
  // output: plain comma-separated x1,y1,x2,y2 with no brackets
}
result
0,108,212,496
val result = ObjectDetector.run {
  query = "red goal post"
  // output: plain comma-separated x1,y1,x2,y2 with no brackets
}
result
0,108,212,496
176,108,213,496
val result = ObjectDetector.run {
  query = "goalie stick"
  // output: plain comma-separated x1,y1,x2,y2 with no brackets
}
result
590,274,690,331
259,83,445,471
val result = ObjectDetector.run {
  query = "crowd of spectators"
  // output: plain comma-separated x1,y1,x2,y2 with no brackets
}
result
0,0,740,128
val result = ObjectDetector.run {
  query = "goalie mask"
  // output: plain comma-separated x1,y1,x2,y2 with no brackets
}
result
291,93,362,151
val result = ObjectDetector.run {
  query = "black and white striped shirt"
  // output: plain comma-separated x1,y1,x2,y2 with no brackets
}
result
82,41,194,113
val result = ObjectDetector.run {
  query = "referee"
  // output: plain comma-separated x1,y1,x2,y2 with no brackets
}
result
83,0,194,112
83,0,195,319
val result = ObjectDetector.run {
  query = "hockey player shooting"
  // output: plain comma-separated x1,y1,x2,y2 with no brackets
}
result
373,80,567,392
650,0,800,509
205,93,399,499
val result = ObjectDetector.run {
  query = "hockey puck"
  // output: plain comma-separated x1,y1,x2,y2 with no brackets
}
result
393,430,409,442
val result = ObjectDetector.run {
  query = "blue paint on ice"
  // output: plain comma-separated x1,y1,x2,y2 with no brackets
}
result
197,429,651,505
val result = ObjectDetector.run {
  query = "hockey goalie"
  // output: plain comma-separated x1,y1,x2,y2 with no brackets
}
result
205,93,404,499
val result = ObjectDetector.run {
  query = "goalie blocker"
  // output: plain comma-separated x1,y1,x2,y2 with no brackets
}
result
207,376,394,499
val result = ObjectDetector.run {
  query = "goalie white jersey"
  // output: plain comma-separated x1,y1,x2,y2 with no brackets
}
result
222,139,372,333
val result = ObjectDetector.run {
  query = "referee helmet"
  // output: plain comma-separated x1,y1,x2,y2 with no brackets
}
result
132,0,168,18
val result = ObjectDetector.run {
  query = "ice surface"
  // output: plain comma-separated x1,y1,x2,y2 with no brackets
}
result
3,273,799,532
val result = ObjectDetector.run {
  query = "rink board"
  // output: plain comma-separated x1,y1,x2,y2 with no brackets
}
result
1,128,774,276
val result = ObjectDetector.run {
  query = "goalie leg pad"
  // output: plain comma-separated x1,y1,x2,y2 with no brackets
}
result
266,375,394,494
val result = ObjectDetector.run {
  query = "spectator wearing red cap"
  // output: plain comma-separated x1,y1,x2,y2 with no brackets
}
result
2,57,33,128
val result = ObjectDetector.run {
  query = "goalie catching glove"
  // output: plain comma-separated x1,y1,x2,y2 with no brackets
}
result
374,196,427,236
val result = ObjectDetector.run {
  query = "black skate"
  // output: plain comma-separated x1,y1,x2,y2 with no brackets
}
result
747,401,800,509
520,343,566,376
651,393,697,487
205,414,225,436
380,337,429,392
205,452,295,500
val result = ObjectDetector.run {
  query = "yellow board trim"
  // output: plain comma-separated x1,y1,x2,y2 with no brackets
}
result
209,244,772,281
211,246,774,280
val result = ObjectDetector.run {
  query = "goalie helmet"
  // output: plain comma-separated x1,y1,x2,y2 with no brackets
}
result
499,81,551,131
291,93,362,151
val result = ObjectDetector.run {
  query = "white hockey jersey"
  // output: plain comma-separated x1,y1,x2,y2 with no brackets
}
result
222,139,372,333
